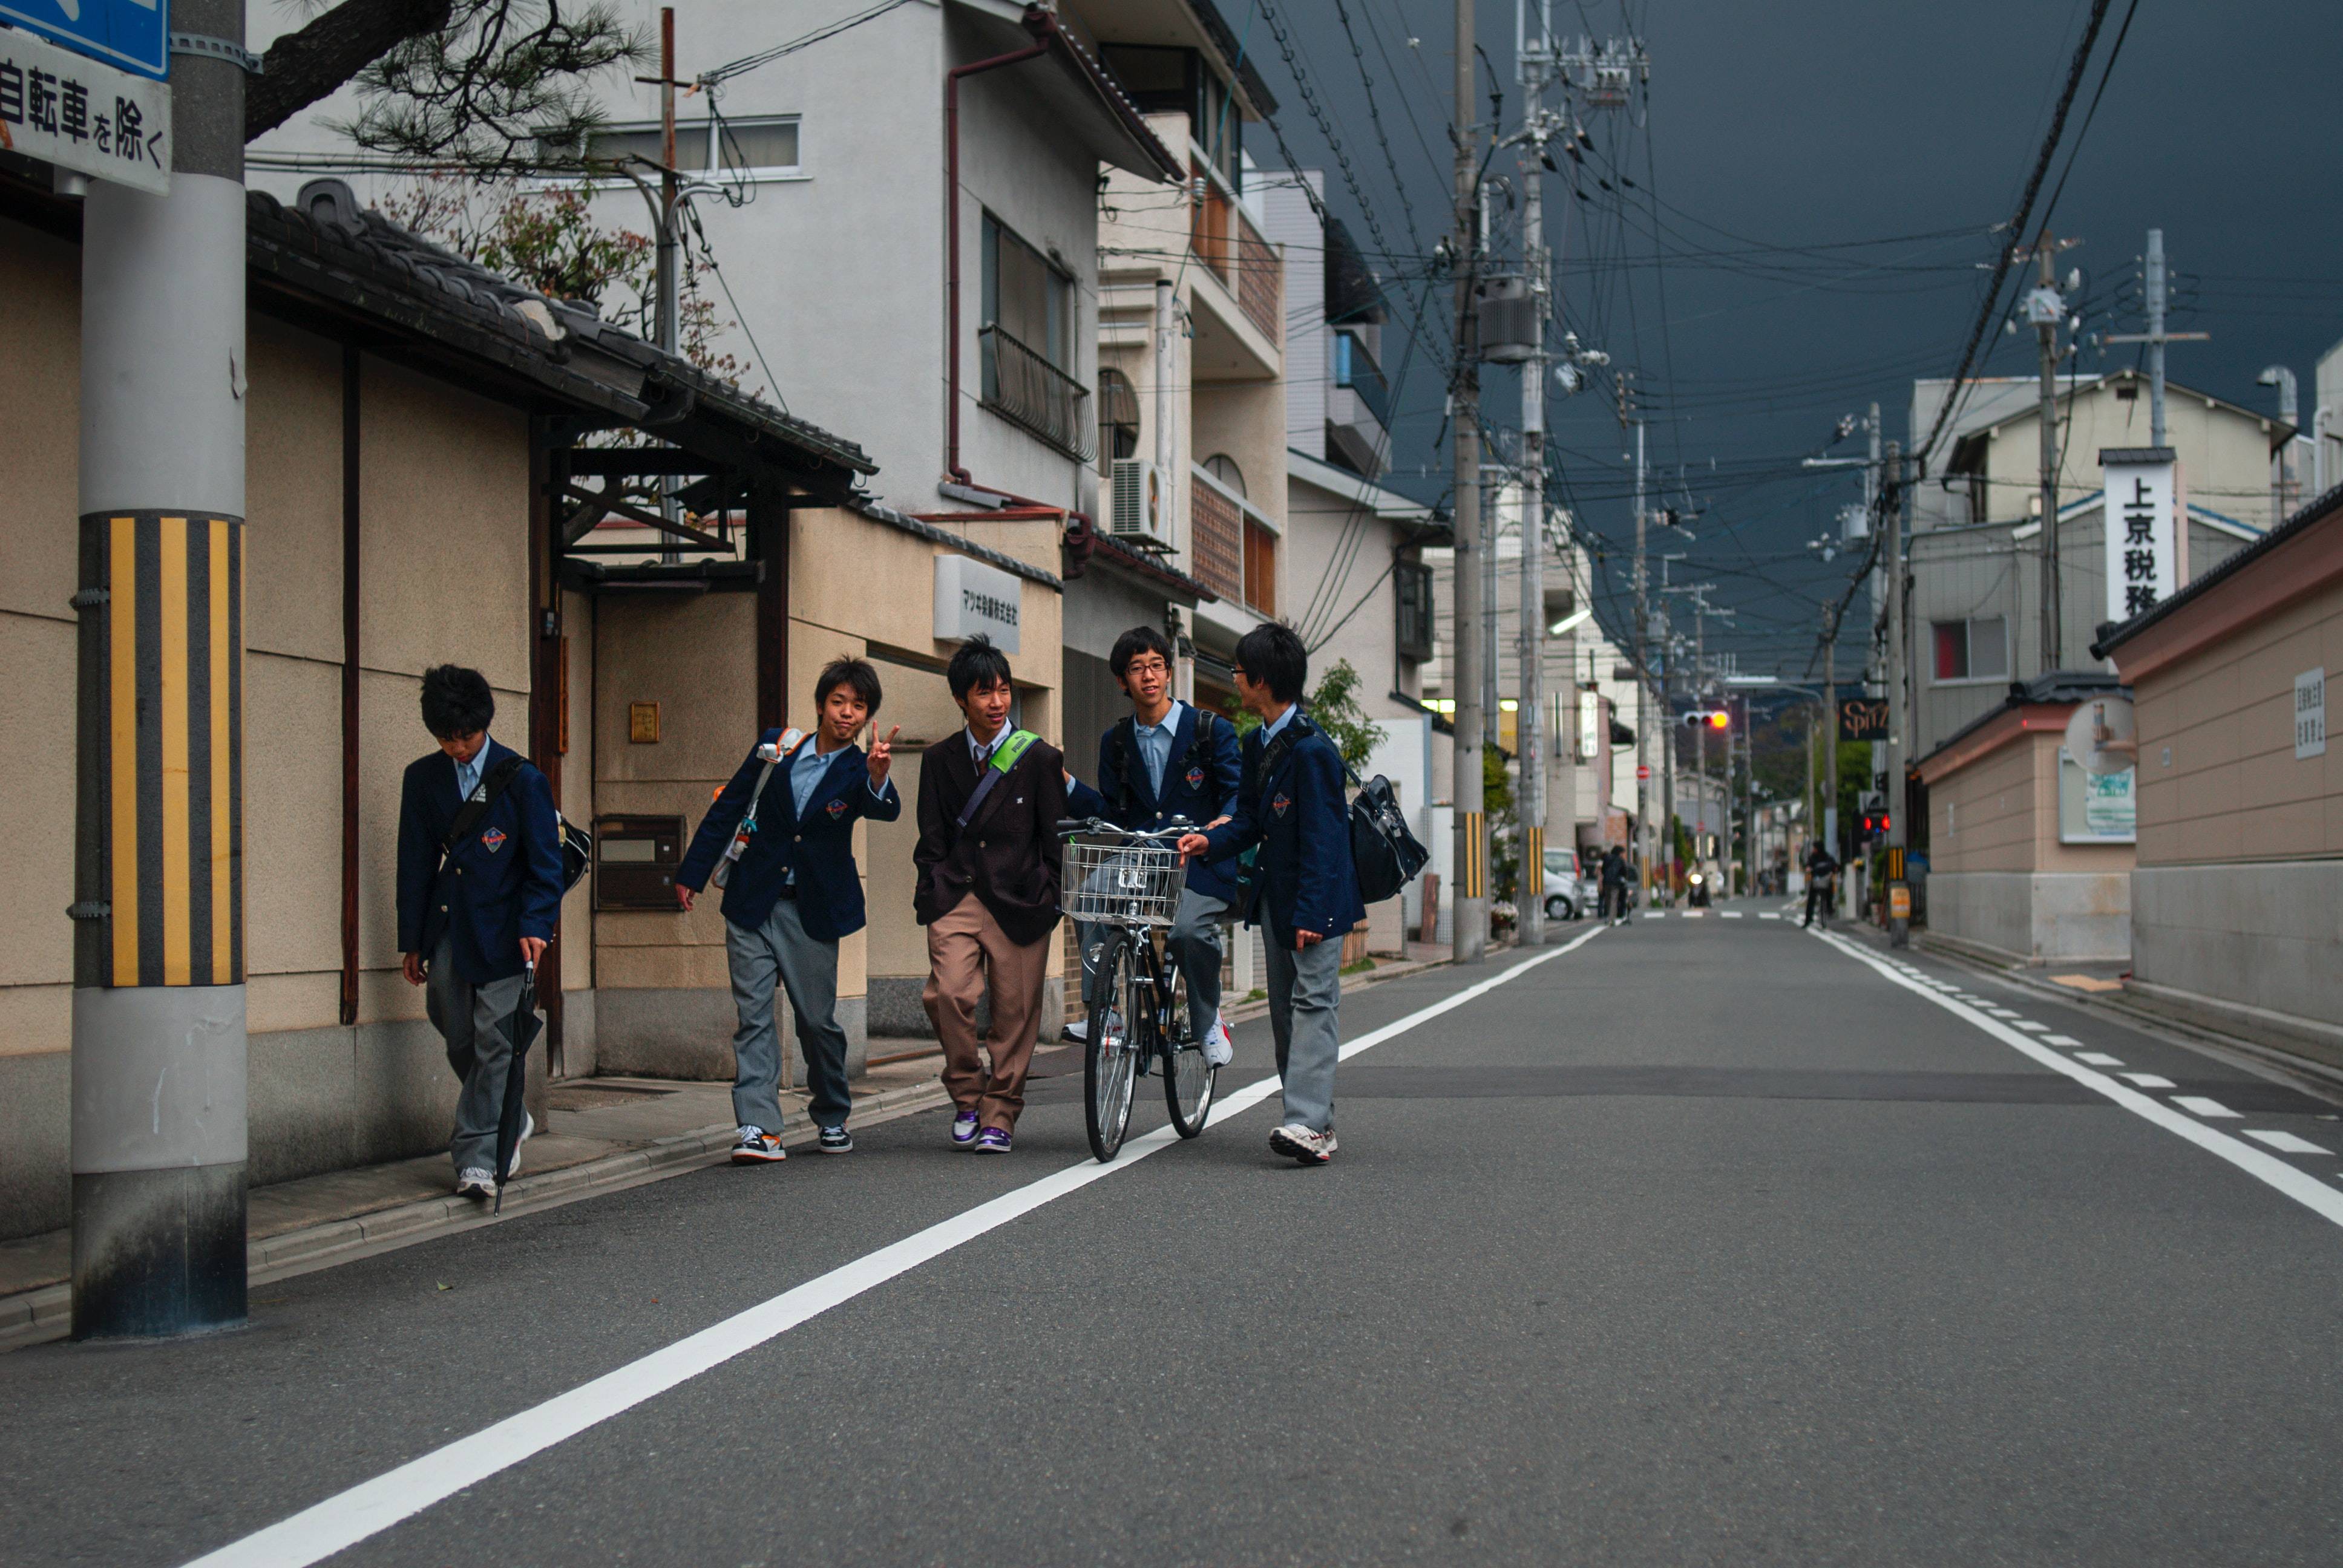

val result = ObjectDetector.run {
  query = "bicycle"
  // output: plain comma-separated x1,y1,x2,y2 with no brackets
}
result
1059,817,1217,1161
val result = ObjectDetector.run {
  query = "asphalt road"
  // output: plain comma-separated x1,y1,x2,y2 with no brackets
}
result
9,911,2343,1566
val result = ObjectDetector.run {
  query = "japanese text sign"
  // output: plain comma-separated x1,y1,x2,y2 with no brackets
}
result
0,27,168,192
2100,448,2177,627
1,0,169,81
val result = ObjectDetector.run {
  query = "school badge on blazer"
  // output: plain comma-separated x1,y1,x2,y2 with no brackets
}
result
481,827,508,853
1271,792,1291,817
826,797,849,818
1185,764,1206,789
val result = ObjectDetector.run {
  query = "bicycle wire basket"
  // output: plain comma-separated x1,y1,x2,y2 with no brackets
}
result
1063,833,1185,927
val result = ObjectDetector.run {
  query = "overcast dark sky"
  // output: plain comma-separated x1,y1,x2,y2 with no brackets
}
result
1259,0,2343,677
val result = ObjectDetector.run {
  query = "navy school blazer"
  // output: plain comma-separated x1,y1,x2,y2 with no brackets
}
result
1064,704,1245,903
1199,712,1366,942
677,730,902,942
396,739,565,985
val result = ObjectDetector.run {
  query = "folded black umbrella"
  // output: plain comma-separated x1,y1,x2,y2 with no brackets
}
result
494,961,545,1215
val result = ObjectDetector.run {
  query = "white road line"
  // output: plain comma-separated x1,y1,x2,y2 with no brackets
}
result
1682,911,1705,919
178,927,1608,1568
1982,1007,2021,1018
2120,1073,2178,1089
1809,929,2343,1232
1758,913,1781,920
1721,911,1743,919
1643,912,1667,920
2013,1021,2051,1033
2076,1052,2126,1067
2043,1034,2085,1047
2245,1130,2334,1156
2172,1096,2241,1119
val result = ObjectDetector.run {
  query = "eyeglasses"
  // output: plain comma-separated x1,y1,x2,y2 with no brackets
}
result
1123,658,1169,676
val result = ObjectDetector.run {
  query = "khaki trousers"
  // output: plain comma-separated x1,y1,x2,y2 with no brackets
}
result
923,893,1051,1132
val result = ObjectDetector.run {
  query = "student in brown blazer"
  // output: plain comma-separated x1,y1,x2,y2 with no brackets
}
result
914,636,1067,1152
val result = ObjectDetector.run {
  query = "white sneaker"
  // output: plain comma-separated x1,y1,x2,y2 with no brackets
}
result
1203,1018,1234,1068
1063,1018,1089,1043
1268,1123,1336,1165
456,1167,496,1198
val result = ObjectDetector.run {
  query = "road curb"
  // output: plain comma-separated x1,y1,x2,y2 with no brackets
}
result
0,1077,952,1356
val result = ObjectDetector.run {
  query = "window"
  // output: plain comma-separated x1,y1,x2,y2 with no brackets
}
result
1932,616,2008,682
1099,44,1240,190
1096,368,1139,474
981,214,1070,370
1203,454,1246,499
537,116,803,178
1394,558,1433,660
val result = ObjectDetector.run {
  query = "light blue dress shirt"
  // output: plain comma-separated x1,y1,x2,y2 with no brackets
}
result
1262,704,1299,743
1131,700,1186,798
455,737,490,800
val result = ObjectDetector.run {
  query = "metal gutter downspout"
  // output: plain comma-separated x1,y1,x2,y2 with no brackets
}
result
945,9,1054,487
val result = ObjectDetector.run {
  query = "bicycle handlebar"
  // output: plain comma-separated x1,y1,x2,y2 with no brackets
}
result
1055,816,1196,837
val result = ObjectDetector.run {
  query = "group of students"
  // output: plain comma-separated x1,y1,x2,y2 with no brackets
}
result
395,619,1362,1198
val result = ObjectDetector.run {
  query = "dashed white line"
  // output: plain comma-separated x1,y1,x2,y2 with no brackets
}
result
2075,1052,2126,1067
2043,1034,2085,1047
2013,1021,2051,1032
1981,1007,2021,1019
1758,913,1781,921
2244,1130,2333,1156
1721,911,1743,919
2119,1073,2177,1089
1643,912,1666,921
1810,929,2343,1232
2172,1096,2241,1119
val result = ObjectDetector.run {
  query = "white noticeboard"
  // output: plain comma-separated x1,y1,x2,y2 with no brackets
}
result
932,553,1021,655
2297,668,2327,760
0,28,171,195
2100,450,2177,625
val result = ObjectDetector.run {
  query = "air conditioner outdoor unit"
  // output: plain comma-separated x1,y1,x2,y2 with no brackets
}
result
1110,459,1170,548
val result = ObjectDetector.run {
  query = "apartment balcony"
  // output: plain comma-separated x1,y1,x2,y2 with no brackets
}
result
1326,327,1390,477
1190,461,1277,618
980,323,1093,463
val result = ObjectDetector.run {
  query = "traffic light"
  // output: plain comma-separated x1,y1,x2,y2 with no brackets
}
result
1706,710,1730,731
1681,708,1731,729
1855,809,1891,843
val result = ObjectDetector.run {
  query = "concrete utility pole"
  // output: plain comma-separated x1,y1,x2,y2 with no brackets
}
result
1513,45,1551,946
1449,0,1486,962
2145,227,2167,448
1631,416,1653,907
74,0,250,1337
1883,441,1910,948
655,7,683,564
2033,241,2064,673
1821,603,1838,860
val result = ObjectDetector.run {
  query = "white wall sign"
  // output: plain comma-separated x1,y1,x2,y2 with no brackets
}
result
0,29,169,195
2296,667,2327,760
1576,688,1599,762
933,553,1021,655
2100,448,2178,624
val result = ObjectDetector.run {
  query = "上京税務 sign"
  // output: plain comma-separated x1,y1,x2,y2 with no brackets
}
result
2100,447,2177,626
0,27,169,194
2,0,170,80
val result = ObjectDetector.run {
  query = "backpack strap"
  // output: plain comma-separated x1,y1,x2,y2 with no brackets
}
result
954,728,1040,830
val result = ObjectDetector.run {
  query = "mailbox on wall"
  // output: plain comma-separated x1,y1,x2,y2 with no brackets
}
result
593,815,686,909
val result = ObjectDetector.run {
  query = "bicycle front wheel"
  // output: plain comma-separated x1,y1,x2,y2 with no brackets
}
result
1161,953,1215,1138
1085,932,1142,1162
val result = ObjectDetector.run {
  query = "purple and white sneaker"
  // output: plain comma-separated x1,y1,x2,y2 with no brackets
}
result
974,1127,1012,1154
950,1111,981,1148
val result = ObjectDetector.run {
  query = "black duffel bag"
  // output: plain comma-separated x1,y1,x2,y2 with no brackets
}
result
1343,763,1429,905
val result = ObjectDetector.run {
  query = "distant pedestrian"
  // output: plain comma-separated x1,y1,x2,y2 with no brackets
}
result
1600,844,1631,925
1802,842,1839,929
1180,622,1364,1167
914,636,1066,1154
397,665,565,1200
676,658,902,1163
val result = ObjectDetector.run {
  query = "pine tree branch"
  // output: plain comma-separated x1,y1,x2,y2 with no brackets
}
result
246,0,456,142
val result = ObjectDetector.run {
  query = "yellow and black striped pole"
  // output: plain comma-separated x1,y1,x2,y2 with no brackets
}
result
71,0,249,1339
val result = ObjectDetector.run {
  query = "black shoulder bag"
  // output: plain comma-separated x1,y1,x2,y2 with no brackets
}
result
1342,756,1429,906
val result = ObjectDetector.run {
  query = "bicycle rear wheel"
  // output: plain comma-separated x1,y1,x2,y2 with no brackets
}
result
1085,932,1142,1162
1161,952,1215,1138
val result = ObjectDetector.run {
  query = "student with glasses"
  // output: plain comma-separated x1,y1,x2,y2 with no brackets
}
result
1064,626,1245,1067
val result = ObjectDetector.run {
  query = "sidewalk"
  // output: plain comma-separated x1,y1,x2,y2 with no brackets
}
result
2,946,1454,1354
0,1055,951,1354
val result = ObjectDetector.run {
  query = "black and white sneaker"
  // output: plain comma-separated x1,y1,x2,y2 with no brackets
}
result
816,1125,853,1154
1268,1123,1337,1165
730,1125,786,1163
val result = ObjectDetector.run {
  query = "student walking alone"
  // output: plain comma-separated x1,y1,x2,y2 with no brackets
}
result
396,665,565,1199
676,658,902,1162
1180,624,1363,1166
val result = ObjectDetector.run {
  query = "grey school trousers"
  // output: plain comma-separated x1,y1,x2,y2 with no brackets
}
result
1264,932,1343,1134
426,934,530,1178
726,893,854,1133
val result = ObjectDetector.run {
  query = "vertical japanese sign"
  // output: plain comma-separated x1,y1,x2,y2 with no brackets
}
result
0,28,169,192
2296,668,2327,760
2100,447,2178,625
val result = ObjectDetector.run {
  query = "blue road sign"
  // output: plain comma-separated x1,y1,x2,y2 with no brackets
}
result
1,0,169,80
